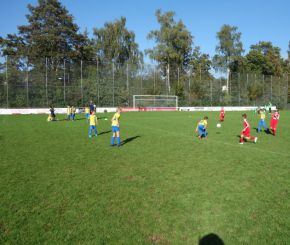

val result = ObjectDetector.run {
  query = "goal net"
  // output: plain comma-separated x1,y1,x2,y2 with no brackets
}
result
133,95,178,109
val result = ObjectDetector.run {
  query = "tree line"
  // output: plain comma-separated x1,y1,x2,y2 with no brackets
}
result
0,0,289,107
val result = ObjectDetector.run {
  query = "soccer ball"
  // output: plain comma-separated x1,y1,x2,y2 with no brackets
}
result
216,123,221,128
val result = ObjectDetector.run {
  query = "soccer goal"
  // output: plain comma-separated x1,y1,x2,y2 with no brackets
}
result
133,95,178,109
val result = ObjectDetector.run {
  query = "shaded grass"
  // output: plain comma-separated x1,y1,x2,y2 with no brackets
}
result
0,111,290,244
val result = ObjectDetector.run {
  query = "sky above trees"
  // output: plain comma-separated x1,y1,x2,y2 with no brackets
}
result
0,0,289,62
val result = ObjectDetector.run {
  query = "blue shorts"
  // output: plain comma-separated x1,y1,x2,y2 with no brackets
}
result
112,126,120,132
198,125,207,137
86,113,89,119
90,125,96,129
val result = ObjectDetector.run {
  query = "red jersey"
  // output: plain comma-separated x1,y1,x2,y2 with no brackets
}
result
243,119,250,131
271,112,279,121
220,110,225,117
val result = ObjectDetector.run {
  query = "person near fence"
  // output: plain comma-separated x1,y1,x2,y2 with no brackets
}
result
67,106,71,120
89,100,94,113
270,110,280,136
47,106,56,121
195,116,208,139
239,114,257,144
71,106,76,120
85,106,90,121
111,107,121,146
257,108,268,133
88,110,98,138
220,107,225,122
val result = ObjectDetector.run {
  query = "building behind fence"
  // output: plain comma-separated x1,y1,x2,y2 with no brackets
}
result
0,56,289,108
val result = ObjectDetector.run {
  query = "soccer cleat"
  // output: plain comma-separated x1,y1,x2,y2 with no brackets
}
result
239,142,244,145
89,135,92,138
254,137,258,143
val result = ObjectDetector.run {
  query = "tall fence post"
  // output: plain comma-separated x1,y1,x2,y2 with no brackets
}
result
238,73,241,106
153,65,156,94
80,60,84,106
140,63,143,95
112,62,115,107
45,57,48,106
26,58,29,107
96,58,99,106
126,63,129,106
210,79,212,106
5,55,9,108
270,75,273,102
262,74,265,104
63,60,66,105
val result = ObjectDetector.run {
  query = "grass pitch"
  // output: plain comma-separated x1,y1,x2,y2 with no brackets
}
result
1,111,290,244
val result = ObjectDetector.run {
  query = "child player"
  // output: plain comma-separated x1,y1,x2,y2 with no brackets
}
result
71,106,76,120
239,114,257,144
257,108,268,133
270,109,280,136
85,105,90,121
195,116,208,139
111,107,121,146
88,111,98,138
67,105,71,120
220,107,225,122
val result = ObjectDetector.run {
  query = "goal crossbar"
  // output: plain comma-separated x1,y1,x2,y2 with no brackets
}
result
133,95,178,109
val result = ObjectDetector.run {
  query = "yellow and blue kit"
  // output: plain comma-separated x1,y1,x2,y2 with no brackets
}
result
258,111,267,132
88,114,98,137
111,112,121,146
197,119,207,137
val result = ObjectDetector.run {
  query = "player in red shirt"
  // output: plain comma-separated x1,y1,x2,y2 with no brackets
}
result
220,107,225,122
270,110,280,136
239,114,257,144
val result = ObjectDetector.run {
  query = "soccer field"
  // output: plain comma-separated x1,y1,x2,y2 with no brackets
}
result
1,111,290,244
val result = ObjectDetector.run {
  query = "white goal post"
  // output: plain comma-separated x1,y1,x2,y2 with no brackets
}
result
133,95,178,109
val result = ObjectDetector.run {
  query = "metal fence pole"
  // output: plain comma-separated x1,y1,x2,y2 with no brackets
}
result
26,58,29,107
238,73,241,106
126,63,129,106
153,65,156,94
210,79,212,106
45,58,48,106
96,58,99,106
112,62,115,107
5,55,9,108
246,74,249,105
140,64,143,94
63,60,66,105
80,60,84,106
262,74,265,104
270,75,273,102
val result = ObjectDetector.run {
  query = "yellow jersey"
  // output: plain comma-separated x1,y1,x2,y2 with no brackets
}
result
260,111,265,120
111,112,120,126
89,115,97,126
67,107,71,115
198,119,207,127
71,107,76,113
85,107,90,114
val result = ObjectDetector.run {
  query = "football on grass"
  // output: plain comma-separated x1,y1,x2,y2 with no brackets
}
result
217,123,221,128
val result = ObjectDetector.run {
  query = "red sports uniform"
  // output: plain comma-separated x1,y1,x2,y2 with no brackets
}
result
220,108,225,122
270,111,279,135
242,119,251,137
240,118,257,144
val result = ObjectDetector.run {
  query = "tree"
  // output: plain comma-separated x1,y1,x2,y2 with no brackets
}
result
93,17,142,65
191,47,212,79
0,0,92,64
146,9,193,93
246,41,284,76
213,25,244,93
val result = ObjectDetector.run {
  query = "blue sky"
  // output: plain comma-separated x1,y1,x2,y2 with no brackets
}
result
0,0,289,62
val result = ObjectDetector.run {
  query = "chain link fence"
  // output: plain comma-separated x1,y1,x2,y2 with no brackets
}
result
0,56,289,108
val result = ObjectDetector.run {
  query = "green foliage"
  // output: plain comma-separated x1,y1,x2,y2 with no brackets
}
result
213,24,244,71
146,9,193,87
93,17,142,65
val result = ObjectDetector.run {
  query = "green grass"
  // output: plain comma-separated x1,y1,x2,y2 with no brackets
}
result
1,111,290,244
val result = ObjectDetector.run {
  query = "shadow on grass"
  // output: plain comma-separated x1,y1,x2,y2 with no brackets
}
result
199,233,224,245
99,130,111,135
57,117,86,122
254,127,271,134
120,136,141,146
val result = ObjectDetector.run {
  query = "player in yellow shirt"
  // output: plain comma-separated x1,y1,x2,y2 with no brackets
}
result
66,105,71,120
85,106,90,120
257,108,268,133
71,106,76,120
88,111,98,138
111,107,121,146
195,116,208,139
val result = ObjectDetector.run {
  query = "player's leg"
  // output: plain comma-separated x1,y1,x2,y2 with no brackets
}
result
94,126,98,136
239,133,244,144
89,126,92,138
116,129,121,146
111,128,116,145
198,126,203,139
258,120,262,132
